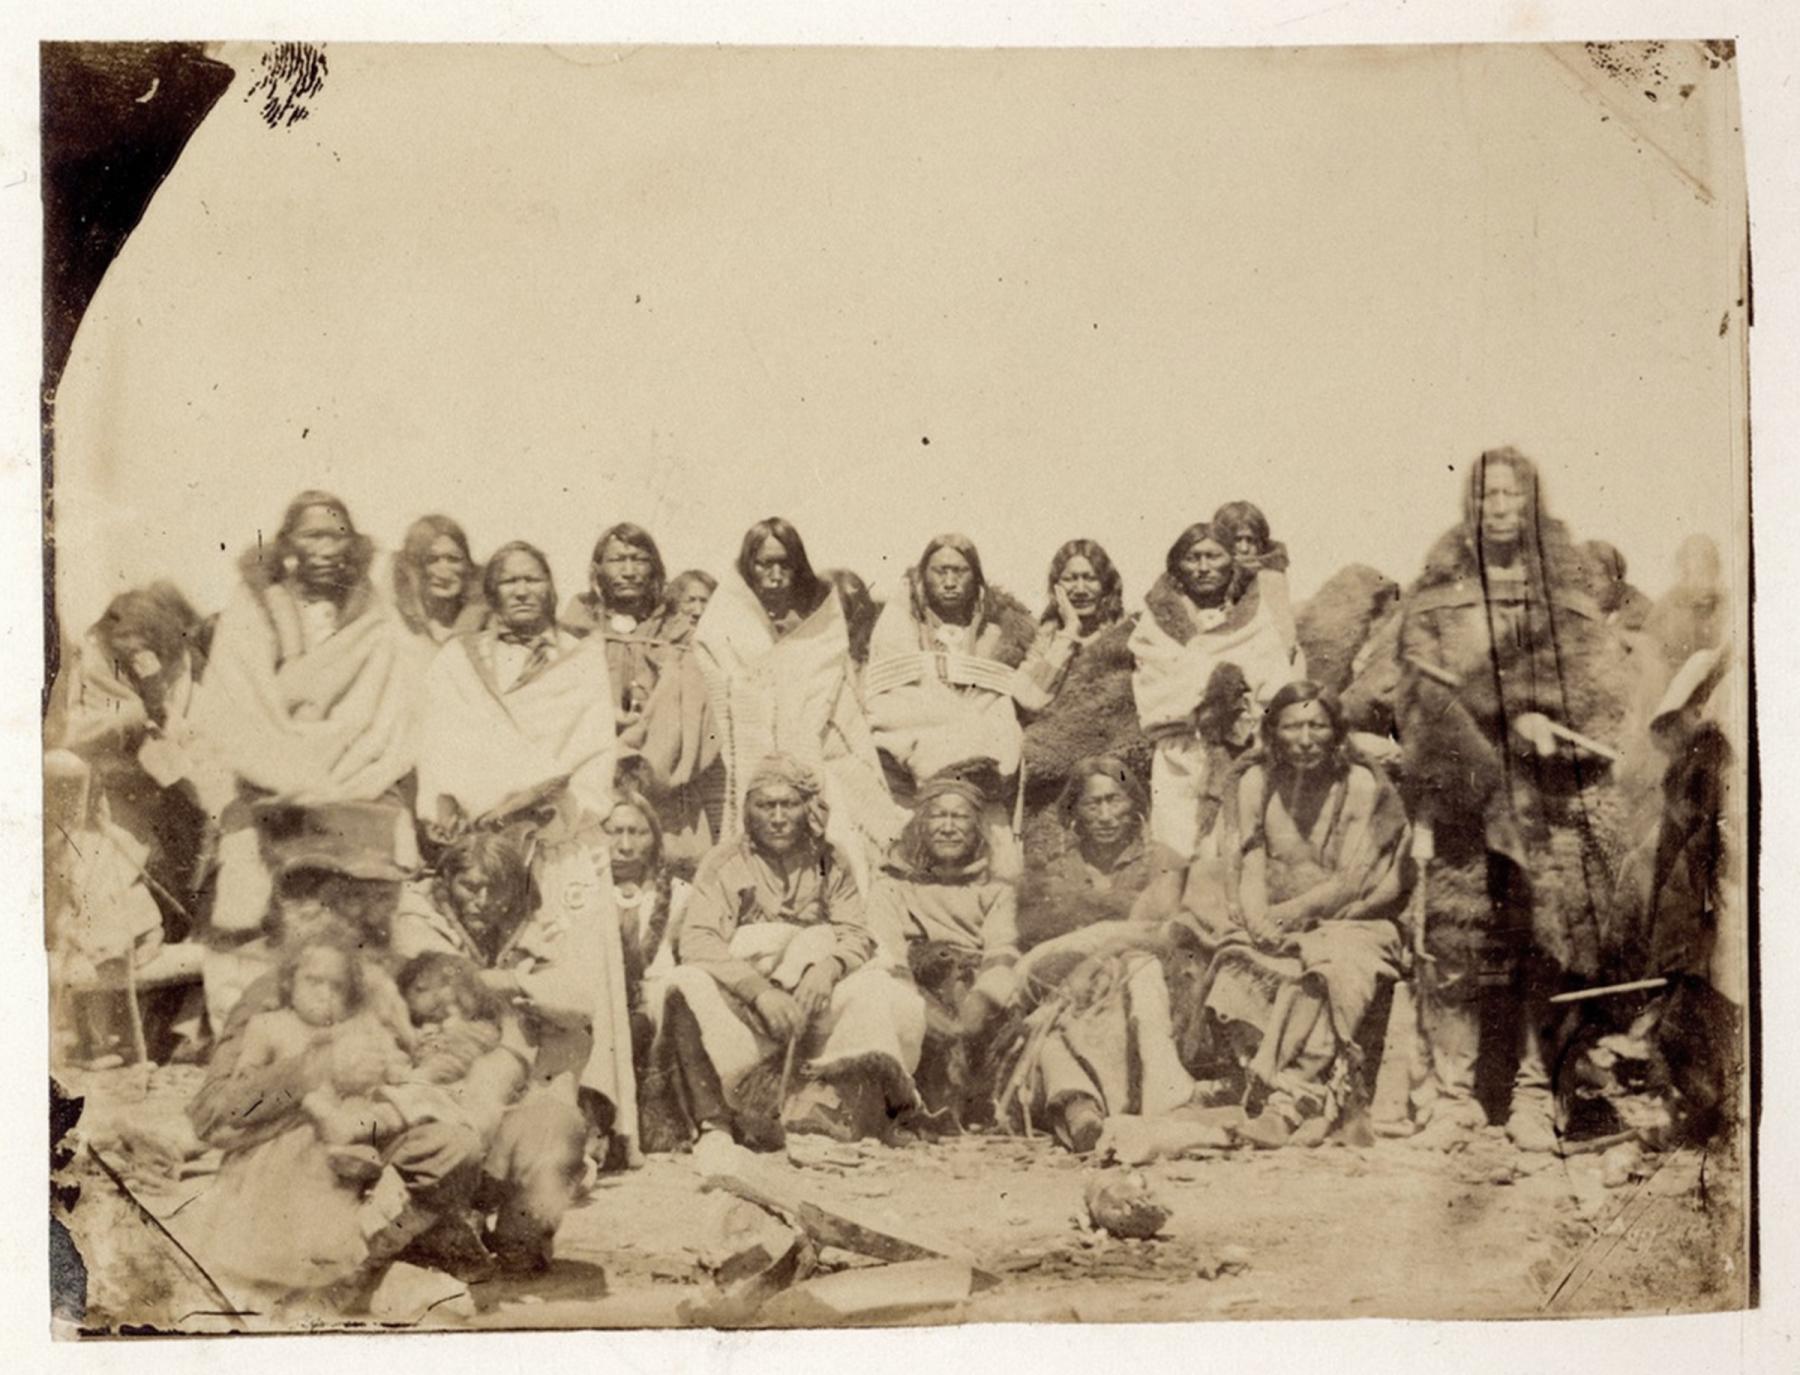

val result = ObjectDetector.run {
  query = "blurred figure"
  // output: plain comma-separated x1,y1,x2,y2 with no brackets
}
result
1397,448,1637,1154
1645,533,1728,672
1585,539,1653,633
659,568,718,646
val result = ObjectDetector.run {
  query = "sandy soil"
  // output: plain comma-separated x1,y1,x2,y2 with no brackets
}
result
52,1063,1748,1334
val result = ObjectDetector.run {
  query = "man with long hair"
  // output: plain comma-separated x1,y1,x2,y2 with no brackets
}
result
1129,520,1303,866
190,491,425,1023
560,522,722,868
1398,448,1639,1153
691,518,903,884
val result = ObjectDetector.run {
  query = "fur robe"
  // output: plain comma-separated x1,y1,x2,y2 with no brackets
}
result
1340,606,1403,737
1130,575,1300,737
1295,563,1400,697
1019,615,1152,819
1397,519,1638,986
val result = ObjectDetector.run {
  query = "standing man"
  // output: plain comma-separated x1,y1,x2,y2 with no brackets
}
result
190,491,424,1028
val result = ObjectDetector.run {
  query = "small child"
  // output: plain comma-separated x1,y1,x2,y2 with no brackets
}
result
1213,500,1297,658
394,952,511,1085
238,933,416,1077
218,932,413,1190
302,952,525,1180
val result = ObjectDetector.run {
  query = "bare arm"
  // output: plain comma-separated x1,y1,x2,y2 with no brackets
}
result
1226,769,1276,940
1266,774,1380,932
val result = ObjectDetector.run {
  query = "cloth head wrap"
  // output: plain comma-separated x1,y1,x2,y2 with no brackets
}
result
743,753,828,840
886,773,991,881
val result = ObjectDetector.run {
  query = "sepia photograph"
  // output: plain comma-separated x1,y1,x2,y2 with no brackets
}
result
39,36,1754,1336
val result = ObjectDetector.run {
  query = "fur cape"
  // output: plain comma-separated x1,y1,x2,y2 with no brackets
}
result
890,574,1039,669
1340,607,1403,736
1141,571,1263,646
1016,825,1159,950
1397,518,1640,983
1295,563,1400,696
1019,615,1153,816
1131,574,1299,738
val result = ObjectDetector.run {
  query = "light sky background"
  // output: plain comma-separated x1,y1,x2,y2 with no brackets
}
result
52,41,1747,630
9,6,1794,1373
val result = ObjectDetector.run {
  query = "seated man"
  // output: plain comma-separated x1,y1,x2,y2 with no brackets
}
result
866,777,1019,1130
1013,754,1169,1002
659,755,926,1149
1189,680,1411,1147
390,823,609,1271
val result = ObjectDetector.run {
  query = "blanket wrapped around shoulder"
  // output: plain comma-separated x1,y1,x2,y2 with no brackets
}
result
864,578,1037,786
692,576,904,876
1130,575,1302,737
188,565,423,810
416,631,617,823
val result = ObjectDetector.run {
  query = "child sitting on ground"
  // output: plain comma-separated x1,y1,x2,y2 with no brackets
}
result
229,931,415,1179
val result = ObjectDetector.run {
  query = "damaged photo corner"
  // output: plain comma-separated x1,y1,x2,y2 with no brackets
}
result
39,37,1753,1340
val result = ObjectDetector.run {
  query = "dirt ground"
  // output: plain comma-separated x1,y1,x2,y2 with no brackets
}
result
52,1062,1749,1334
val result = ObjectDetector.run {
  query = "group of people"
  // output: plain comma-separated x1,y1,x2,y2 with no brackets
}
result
44,447,1741,1308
